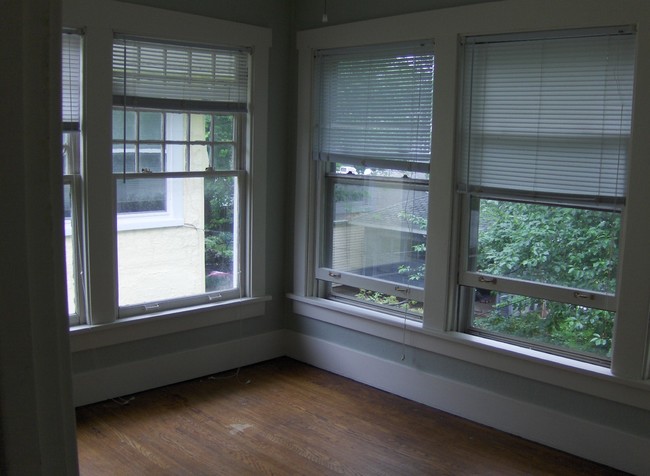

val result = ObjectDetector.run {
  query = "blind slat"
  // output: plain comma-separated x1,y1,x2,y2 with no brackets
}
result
314,42,434,165
112,37,249,110
62,33,82,127
459,31,635,201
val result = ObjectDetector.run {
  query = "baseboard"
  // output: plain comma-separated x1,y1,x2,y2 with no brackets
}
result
285,331,649,475
72,330,285,407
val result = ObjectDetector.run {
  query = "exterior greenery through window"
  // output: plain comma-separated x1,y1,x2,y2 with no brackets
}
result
471,200,619,357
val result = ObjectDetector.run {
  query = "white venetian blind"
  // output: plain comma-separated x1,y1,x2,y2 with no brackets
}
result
112,36,249,112
314,42,434,168
459,28,635,204
62,32,82,130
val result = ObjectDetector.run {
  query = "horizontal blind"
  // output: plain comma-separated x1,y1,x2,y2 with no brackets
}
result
314,42,434,165
459,29,635,203
113,36,249,112
62,32,82,130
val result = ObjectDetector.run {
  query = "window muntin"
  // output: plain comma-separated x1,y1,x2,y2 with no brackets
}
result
113,36,249,317
458,28,635,361
313,41,434,317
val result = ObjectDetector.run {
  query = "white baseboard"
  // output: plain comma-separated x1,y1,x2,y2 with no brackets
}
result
72,330,285,407
285,331,650,475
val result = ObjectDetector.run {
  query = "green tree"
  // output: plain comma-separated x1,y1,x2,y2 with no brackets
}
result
473,200,620,357
204,115,236,291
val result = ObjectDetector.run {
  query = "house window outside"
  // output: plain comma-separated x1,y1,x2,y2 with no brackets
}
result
112,37,249,316
313,42,434,318
457,28,635,363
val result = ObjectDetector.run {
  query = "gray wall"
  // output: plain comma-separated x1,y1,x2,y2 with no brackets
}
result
293,0,498,29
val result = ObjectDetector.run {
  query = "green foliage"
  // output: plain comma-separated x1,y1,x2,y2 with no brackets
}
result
355,289,423,316
473,200,619,357
477,200,619,293
397,210,427,282
203,116,237,289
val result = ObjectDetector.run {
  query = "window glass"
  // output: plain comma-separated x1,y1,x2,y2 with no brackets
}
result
469,288,615,359
117,176,239,307
471,199,620,294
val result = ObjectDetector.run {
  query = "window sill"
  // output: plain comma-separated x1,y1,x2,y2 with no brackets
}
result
288,294,650,411
70,296,271,352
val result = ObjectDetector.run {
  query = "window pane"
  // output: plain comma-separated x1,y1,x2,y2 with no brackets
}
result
115,177,166,213
63,182,77,316
472,199,620,293
190,144,211,171
139,111,162,140
165,112,187,141
329,284,424,318
113,109,137,141
205,176,238,292
212,144,234,170
326,179,427,287
214,114,234,141
166,144,187,172
190,113,211,141
117,177,238,306
113,147,136,172
139,148,163,172
62,131,79,175
469,287,614,358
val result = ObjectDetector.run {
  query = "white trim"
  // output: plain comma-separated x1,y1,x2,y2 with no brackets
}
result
285,331,650,475
73,329,285,406
290,295,650,411
70,296,270,351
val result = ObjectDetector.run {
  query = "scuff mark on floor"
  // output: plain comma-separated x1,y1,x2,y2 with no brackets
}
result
228,423,253,435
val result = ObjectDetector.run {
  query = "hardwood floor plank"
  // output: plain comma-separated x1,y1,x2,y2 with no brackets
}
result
76,358,626,475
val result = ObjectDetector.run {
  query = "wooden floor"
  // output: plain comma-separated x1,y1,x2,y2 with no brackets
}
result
76,357,625,475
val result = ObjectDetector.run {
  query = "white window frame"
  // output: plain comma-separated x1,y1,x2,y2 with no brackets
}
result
292,0,650,414
310,42,434,318
62,30,85,325
454,28,635,364
64,0,271,344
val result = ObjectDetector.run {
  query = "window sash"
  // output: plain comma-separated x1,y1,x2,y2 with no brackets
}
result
317,172,428,310
458,29,635,204
314,41,435,165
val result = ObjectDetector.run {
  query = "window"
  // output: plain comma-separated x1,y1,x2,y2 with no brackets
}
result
313,42,434,318
112,37,249,315
457,28,635,363
62,31,84,325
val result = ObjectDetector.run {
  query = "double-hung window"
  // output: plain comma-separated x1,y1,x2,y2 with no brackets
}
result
313,42,434,318
62,31,84,325
112,37,249,316
457,28,635,363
